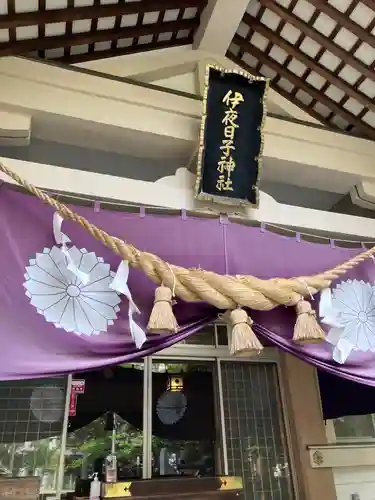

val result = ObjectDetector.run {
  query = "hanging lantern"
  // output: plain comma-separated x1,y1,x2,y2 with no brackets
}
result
167,375,184,392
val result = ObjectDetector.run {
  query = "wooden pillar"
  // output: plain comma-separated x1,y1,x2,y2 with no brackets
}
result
280,353,337,500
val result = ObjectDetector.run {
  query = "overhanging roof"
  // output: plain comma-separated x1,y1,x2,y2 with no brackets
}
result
0,0,374,139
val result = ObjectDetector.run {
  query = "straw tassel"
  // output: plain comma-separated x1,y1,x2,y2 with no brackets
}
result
147,285,178,334
293,299,325,344
230,308,263,356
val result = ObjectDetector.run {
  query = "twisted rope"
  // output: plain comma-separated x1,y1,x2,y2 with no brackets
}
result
1,160,374,311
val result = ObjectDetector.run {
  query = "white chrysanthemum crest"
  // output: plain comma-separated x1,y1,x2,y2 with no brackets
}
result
23,245,121,336
319,279,375,363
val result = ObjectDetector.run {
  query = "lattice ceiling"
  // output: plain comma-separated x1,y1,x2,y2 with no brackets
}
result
0,0,205,62
0,0,374,140
228,0,375,140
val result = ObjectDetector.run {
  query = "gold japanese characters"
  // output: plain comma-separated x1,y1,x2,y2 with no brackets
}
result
216,90,244,193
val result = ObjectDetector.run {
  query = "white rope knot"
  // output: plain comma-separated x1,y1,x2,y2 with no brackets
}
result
296,299,316,317
154,286,173,304
230,308,253,326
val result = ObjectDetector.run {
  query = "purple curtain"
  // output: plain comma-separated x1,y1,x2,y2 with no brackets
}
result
1,184,375,387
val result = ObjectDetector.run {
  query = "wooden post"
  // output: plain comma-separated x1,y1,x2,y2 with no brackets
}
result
280,353,337,500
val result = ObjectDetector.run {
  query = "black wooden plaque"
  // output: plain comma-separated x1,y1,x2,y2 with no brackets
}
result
195,65,269,207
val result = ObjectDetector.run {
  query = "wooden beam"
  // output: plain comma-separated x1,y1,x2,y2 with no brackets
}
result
193,0,249,54
0,0,205,29
258,0,375,84
0,19,197,56
0,109,31,146
3,56,375,197
76,45,200,81
308,0,375,50
57,38,193,65
6,0,16,44
243,14,375,113
233,33,375,140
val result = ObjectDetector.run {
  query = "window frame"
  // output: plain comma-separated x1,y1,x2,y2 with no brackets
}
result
325,416,375,445
50,323,295,498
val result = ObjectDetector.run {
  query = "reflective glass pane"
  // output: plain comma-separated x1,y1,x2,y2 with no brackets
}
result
151,361,216,478
0,377,66,493
333,414,375,440
221,362,295,500
64,365,144,491
180,327,215,345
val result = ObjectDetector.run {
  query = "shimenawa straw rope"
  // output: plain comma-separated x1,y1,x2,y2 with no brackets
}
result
1,160,373,353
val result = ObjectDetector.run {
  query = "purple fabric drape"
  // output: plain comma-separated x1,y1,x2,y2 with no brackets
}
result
1,184,375,384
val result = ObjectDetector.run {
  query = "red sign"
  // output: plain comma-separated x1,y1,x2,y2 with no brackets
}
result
71,379,85,393
69,379,85,416
69,393,77,417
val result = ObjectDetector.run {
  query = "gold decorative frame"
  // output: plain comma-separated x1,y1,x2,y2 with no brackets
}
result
194,64,270,209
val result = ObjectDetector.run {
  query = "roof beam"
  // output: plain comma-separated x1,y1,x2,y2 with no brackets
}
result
193,0,249,54
258,0,375,84
0,19,197,56
3,56,375,202
233,33,375,140
78,45,321,124
308,0,375,50
0,0,204,29
244,15,375,113
0,109,31,146
78,41,322,124
59,39,193,65
121,46,202,83
75,45,200,79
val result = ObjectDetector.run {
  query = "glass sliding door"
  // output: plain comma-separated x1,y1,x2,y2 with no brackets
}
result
63,363,144,491
220,361,294,500
150,360,219,478
0,339,296,500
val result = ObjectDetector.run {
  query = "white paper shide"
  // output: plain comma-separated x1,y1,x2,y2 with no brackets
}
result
320,279,375,363
23,246,121,336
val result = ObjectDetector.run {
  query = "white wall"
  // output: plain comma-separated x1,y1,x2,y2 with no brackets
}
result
334,466,375,500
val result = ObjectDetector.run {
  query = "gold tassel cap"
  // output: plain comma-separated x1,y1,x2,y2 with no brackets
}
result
147,286,178,334
230,308,263,356
293,299,325,344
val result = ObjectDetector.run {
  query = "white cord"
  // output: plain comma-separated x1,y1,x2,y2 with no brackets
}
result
166,262,176,297
297,278,314,301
